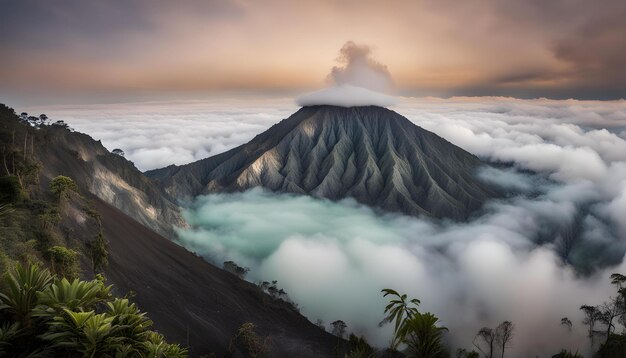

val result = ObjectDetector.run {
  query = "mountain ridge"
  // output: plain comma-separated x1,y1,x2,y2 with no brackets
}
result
147,105,497,219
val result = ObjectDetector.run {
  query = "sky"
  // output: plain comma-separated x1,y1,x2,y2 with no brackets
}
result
1,0,625,105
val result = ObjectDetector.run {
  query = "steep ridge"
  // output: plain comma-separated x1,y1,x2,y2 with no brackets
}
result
1,105,340,356
93,194,339,357
147,105,496,219
33,124,185,238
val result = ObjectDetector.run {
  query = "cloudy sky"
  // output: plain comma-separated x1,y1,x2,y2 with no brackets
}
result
1,0,625,104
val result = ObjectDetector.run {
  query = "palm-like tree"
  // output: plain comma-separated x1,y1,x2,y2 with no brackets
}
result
42,309,124,356
0,263,53,328
380,288,421,349
399,312,448,358
0,263,188,357
36,277,111,313
107,298,153,347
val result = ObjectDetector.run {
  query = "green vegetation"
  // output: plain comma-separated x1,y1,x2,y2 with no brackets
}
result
228,322,271,358
90,233,109,274
379,289,448,358
345,334,375,358
0,104,109,277
380,288,422,349
0,176,23,204
0,263,187,357
47,245,80,279
50,175,78,201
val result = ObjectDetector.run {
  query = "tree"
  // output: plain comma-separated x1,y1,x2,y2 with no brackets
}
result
38,114,48,126
561,317,573,331
223,260,249,278
474,327,497,358
0,263,53,328
380,288,421,349
399,312,448,358
49,175,78,200
90,232,109,274
599,296,626,344
112,148,125,157
331,320,347,338
495,321,514,358
580,305,602,348
27,116,39,127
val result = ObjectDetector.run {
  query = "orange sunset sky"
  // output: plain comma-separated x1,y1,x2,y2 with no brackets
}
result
1,0,624,103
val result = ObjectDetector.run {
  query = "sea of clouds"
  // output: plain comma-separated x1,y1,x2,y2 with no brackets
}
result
26,95,626,356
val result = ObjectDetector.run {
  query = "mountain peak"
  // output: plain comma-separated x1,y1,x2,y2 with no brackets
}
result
147,106,496,219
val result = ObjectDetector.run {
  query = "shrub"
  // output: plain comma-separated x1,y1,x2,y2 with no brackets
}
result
223,260,249,278
47,246,80,279
89,233,109,274
0,263,187,357
228,322,271,358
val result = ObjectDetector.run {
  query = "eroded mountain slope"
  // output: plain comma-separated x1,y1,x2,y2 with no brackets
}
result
148,105,495,219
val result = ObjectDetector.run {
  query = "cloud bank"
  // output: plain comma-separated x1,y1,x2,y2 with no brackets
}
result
177,186,623,357
28,96,626,356
24,99,297,171
296,41,397,107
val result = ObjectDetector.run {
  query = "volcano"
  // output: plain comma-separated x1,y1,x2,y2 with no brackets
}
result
147,105,496,219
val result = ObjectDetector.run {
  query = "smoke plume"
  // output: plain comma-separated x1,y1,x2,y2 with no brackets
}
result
296,41,397,107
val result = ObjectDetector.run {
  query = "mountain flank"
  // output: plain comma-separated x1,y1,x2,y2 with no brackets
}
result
148,105,497,220
0,104,341,356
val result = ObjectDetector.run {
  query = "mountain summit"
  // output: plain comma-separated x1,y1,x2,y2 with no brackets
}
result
147,105,496,219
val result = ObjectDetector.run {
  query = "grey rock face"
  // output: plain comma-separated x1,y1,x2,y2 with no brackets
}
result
147,105,496,219
37,126,185,238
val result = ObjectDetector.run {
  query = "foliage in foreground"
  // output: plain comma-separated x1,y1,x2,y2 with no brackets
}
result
0,263,187,357
380,288,448,358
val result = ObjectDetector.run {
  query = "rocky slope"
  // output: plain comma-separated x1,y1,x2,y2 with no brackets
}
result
33,124,185,238
1,104,341,356
147,105,496,219
93,194,340,357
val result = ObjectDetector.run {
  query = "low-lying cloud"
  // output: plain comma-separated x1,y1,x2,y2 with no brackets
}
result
24,98,297,171
21,96,626,355
177,185,622,356
296,41,397,107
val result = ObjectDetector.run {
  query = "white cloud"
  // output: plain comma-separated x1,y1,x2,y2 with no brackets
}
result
296,85,397,107
177,188,622,357
23,96,626,356
296,41,397,108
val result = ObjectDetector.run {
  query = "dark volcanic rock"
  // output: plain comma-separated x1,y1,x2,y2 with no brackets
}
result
147,105,496,219
93,195,339,357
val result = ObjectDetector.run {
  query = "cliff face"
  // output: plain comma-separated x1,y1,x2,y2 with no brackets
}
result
147,105,496,219
33,125,185,238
